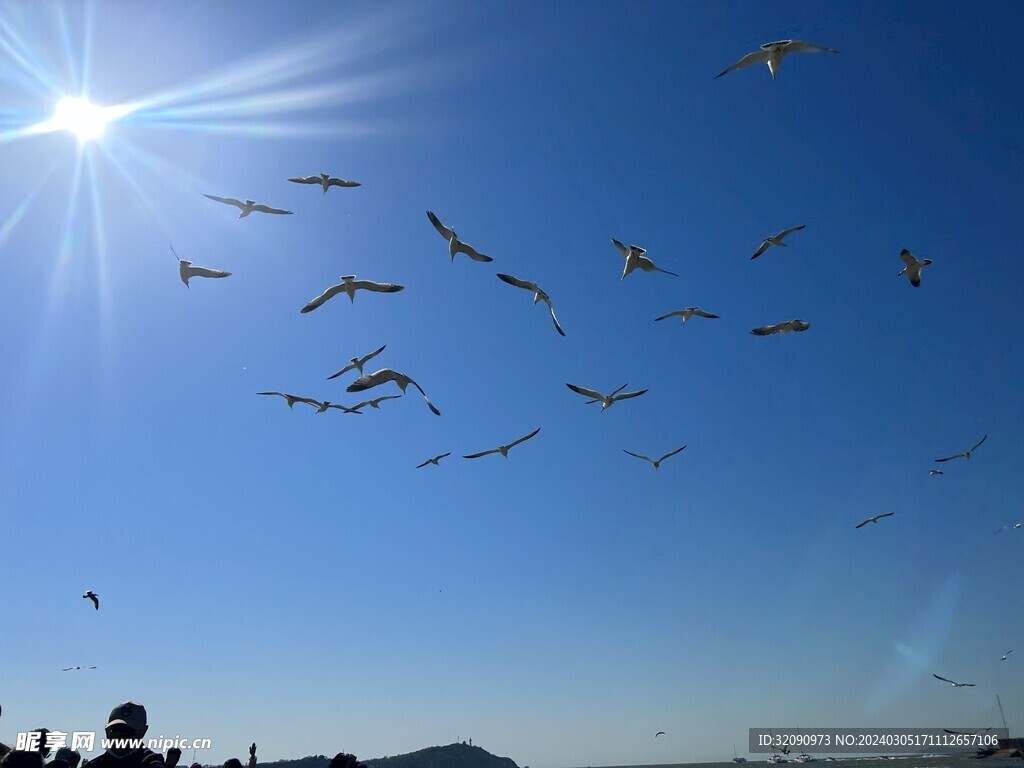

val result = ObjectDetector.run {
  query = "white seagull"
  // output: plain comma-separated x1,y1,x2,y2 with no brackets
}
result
898,249,933,288
426,210,493,262
855,512,894,529
750,319,811,336
566,382,648,411
935,435,987,463
347,368,441,416
623,445,687,470
655,307,720,323
62,666,97,671
171,244,230,288
417,453,451,468
995,522,1022,534
300,276,404,313
716,40,839,80
203,194,292,218
496,274,565,336
932,673,975,688
463,428,542,460
327,344,387,379
1001,650,1014,660
929,469,944,476
750,225,806,260
349,395,403,411
288,173,361,194
611,238,678,279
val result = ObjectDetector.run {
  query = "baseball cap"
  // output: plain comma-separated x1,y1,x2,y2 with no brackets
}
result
105,702,147,731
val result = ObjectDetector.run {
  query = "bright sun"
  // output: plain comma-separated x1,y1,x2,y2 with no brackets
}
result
50,97,114,141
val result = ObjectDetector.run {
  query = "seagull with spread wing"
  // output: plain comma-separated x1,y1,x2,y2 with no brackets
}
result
349,395,402,411
82,590,99,610
327,345,387,379
611,238,678,279
623,445,687,470
751,319,811,336
258,392,322,410
750,225,806,260
426,210,493,262
716,40,838,80
1001,650,1013,661
62,666,97,671
929,469,944,476
855,512,894,529
655,307,720,323
898,249,933,287
417,453,451,468
347,368,440,415
170,244,230,288
935,435,987,463
496,274,565,336
996,523,1021,534
203,194,292,218
566,382,648,411
464,428,541,460
300,276,404,313
933,673,975,688
287,173,361,194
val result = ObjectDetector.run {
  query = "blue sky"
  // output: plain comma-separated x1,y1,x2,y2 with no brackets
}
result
1,1,1022,767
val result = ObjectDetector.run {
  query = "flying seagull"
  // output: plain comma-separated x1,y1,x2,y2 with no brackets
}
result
496,274,565,336
82,590,99,610
347,368,440,415
855,512,894,529
929,469,944,476
933,673,975,688
611,238,678,279
203,194,292,218
300,276,404,313
623,445,687,470
566,382,648,411
170,245,230,288
655,732,666,738
257,392,323,410
61,666,97,671
1001,650,1013,661
327,345,388,379
287,173,361,194
750,319,811,336
935,435,987,463
426,210,493,262
898,249,933,288
716,40,839,80
943,728,992,736
349,395,402,411
750,225,806,260
417,453,451,468
655,307,720,323
463,427,542,459
996,523,1022,534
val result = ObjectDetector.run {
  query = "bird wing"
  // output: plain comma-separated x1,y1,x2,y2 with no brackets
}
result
544,299,566,336
751,323,783,336
970,434,988,452
934,452,966,462
613,389,648,401
855,519,870,529
785,40,839,54
623,450,654,464
258,391,287,398
750,240,771,260
187,265,231,279
350,279,405,293
876,512,895,520
777,224,806,240
327,178,361,187
655,732,666,738
361,344,387,364
655,311,684,321
611,238,630,257
639,256,678,276
793,320,811,331
416,459,432,468
497,273,537,292
716,49,769,78
288,176,321,184
426,210,455,240
251,203,293,215
933,674,957,684
326,404,362,413
300,283,346,313
567,383,604,400
204,194,245,210
508,427,542,449
899,249,919,268
347,369,395,392
326,362,357,380
463,446,501,459
691,309,720,318
657,445,688,463
371,395,402,405
404,376,441,416
454,240,493,262
62,667,75,671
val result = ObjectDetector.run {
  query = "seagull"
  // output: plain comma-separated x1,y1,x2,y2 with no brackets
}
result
61,666,97,671
300,276,404,313
750,225,806,260
426,210,493,262
898,249,933,288
417,453,451,468
655,307,720,323
995,523,1022,534
327,345,388,379
655,732,666,738
1001,650,1013,661
623,445,687,470
170,245,230,288
349,395,403,411
611,238,678,279
935,435,987,463
933,673,975,688
347,368,440,415
287,173,361,194
203,194,292,218
855,512,894,529
750,319,811,336
496,274,565,336
716,40,839,80
463,427,542,459
257,392,323,410
82,590,99,610
566,382,648,411
929,469,944,476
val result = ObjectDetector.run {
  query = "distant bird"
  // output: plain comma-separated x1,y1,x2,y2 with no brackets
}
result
655,732,666,738
929,469,944,476
300,276,404,313
203,194,292,218
716,40,839,80
750,319,811,336
463,428,542,459
258,392,322,410
655,307,720,323
417,453,451,468
623,445,687,470
287,173,361,194
426,210,493,262
935,435,987,463
611,238,678,279
327,345,387,379
82,590,99,610
855,512,894,529
933,673,975,688
1001,650,1013,661
996,523,1022,534
61,666,96,671
750,225,806,260
496,274,565,336
170,245,230,288
349,395,403,411
566,382,648,411
898,249,933,288
347,368,440,416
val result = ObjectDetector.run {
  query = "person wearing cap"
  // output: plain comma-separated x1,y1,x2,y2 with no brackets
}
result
83,703,163,768
52,749,82,768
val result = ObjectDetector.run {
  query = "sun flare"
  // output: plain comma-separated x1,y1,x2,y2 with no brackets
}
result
48,97,116,141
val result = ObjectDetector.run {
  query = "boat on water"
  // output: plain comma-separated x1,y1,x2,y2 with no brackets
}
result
794,754,816,763
733,744,747,763
767,754,788,764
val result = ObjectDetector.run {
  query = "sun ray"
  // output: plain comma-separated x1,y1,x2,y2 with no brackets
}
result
0,151,65,250
85,145,117,395
0,9,66,98
94,139,181,246
54,1,81,95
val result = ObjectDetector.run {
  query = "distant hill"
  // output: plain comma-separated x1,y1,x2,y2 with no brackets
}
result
255,743,521,768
